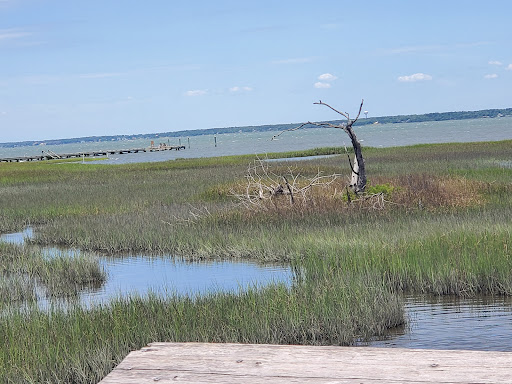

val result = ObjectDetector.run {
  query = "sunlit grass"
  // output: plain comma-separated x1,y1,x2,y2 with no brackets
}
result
0,139,511,383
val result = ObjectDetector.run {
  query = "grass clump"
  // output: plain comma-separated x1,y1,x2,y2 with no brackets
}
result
0,242,106,301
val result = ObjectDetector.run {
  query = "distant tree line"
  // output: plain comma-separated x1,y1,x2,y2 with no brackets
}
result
1,107,511,148
353,107,512,126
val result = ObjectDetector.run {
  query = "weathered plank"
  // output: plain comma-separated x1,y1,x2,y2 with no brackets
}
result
99,342,512,383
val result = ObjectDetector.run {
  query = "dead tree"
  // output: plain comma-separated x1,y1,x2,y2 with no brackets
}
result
273,99,367,194
231,156,343,210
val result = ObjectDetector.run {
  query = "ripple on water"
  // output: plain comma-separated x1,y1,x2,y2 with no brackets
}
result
360,295,512,351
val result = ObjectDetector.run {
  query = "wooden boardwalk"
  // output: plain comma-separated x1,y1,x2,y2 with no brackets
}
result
99,342,512,383
0,145,186,163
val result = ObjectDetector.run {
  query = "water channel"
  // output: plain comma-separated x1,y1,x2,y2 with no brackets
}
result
0,228,293,303
2,228,512,351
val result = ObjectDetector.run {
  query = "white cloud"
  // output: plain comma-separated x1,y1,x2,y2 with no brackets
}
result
488,60,503,66
314,82,331,89
318,73,337,81
185,89,207,96
397,73,433,82
314,73,337,88
484,73,498,79
507,64,512,71
229,86,253,93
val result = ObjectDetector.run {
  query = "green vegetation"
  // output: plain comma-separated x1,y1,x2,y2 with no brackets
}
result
0,242,105,302
0,276,403,383
0,140,511,383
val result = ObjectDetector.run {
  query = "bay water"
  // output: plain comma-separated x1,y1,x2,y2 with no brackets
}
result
1,117,511,164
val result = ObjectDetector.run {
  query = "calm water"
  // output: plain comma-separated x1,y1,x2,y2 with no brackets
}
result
0,228,293,303
2,228,512,350
1,117,511,164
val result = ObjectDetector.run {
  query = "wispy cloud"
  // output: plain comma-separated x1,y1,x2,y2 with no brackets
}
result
398,73,433,82
488,60,503,66
8,64,198,86
0,28,31,42
185,89,207,96
20,71,124,84
386,45,442,55
21,74,63,85
320,23,341,30
229,86,253,93
314,82,331,89
484,74,498,79
0,1,14,9
384,42,492,55
272,57,316,65
78,72,124,79
507,64,512,71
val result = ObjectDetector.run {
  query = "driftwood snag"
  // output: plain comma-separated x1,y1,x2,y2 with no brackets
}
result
231,157,342,210
273,99,367,194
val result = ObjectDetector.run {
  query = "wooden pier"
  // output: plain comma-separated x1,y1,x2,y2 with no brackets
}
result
0,144,186,163
98,342,512,383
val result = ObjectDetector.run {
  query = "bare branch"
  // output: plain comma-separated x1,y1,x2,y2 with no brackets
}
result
351,99,365,125
313,122,345,129
313,101,350,120
271,122,314,141
231,158,346,211
314,99,365,127
272,121,344,141
283,176,294,205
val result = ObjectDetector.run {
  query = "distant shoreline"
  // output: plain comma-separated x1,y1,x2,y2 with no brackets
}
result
2,107,511,148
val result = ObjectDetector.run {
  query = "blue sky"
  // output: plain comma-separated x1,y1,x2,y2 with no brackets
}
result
1,0,511,142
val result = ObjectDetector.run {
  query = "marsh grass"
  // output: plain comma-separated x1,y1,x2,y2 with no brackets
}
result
0,140,511,383
0,274,36,304
0,242,106,300
0,275,403,383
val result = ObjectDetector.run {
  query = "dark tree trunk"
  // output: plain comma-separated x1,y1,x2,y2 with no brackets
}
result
345,123,366,194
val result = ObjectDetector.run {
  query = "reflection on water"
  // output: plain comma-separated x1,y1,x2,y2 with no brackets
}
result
0,227,33,245
88,255,291,303
0,229,293,305
360,295,512,351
